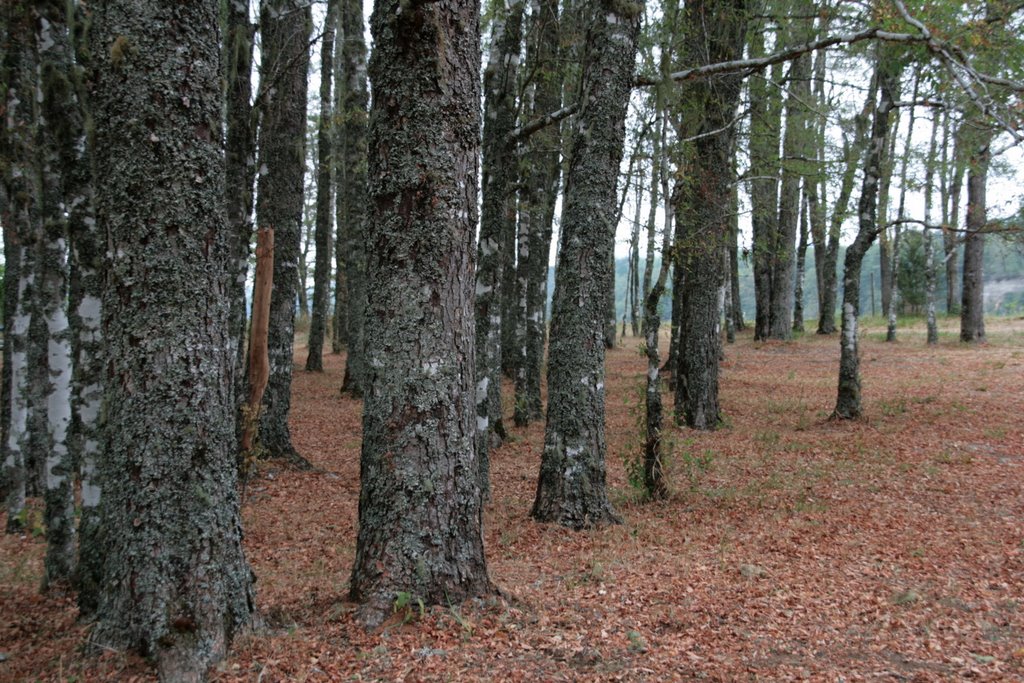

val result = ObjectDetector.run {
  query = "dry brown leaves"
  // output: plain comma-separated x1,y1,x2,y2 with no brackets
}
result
2,318,1023,681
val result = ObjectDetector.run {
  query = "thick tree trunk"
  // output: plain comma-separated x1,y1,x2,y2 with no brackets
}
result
887,79,918,342
672,0,746,431
960,135,992,343
337,0,369,393
349,0,493,626
254,0,312,467
834,52,897,420
531,0,642,530
90,1,255,677
476,0,524,481
513,0,562,428
306,0,338,372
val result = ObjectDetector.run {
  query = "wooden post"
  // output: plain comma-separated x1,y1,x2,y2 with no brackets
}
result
241,227,274,454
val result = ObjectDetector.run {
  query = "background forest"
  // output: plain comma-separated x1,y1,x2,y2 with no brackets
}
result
1,0,1023,681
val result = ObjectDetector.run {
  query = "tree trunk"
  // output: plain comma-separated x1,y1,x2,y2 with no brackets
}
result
793,185,808,334
531,0,642,530
944,121,966,315
923,110,940,345
729,179,745,332
887,78,919,341
960,134,992,343
748,25,781,342
349,0,493,627
36,2,78,587
877,96,902,322
834,51,897,420
2,3,40,533
476,0,524,481
306,0,337,372
771,44,812,340
672,0,746,431
90,1,255,676
226,0,258,415
337,0,369,393
513,0,562,428
241,228,274,457
254,0,312,468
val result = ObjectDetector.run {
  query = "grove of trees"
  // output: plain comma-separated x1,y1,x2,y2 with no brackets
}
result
1,0,1021,679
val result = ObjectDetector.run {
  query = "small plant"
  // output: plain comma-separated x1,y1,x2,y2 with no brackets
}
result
878,398,907,417
393,591,425,623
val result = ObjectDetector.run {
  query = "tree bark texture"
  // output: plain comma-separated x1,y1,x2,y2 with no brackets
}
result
923,111,940,345
834,51,897,420
513,0,562,428
960,134,992,343
306,0,338,372
60,0,104,612
349,0,493,626
672,0,746,431
337,0,369,393
2,1,40,533
90,1,255,677
476,0,524,483
770,43,812,340
816,79,874,335
254,0,312,467
531,0,642,530
226,0,258,418
36,0,78,587
748,26,782,342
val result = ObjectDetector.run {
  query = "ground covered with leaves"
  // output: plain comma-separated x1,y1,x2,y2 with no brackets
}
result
2,317,1023,681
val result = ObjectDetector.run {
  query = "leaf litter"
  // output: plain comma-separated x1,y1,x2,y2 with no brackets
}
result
1,317,1022,681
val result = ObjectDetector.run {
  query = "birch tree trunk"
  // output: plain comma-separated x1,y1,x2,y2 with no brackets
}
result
531,0,642,529
254,0,312,467
476,0,524,483
2,3,40,533
834,50,898,420
349,0,493,627
36,0,78,587
64,0,103,614
90,0,255,676
513,0,562,427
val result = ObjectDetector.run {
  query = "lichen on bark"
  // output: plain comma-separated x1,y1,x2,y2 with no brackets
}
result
530,0,643,530
90,1,254,677
349,0,493,627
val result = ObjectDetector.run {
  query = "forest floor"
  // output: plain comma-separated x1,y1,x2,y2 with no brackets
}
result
2,316,1024,682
